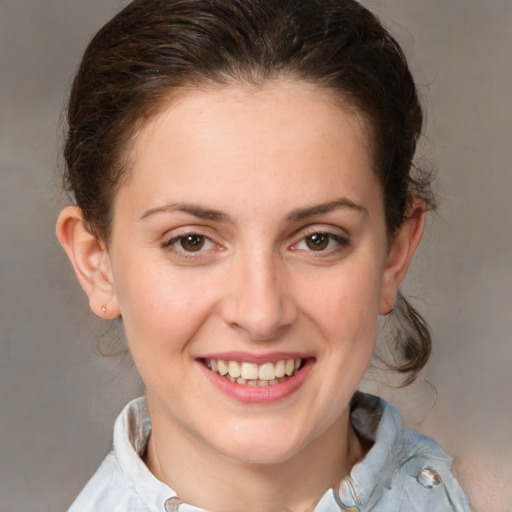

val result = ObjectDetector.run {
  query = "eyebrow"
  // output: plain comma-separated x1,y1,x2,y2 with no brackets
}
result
139,203,230,222
286,198,367,222
139,197,367,223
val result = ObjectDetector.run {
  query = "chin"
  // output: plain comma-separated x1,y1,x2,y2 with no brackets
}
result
212,427,309,466
222,445,301,466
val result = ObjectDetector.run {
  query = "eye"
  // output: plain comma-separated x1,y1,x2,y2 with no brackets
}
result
179,234,206,252
305,233,330,251
293,231,350,253
164,233,216,253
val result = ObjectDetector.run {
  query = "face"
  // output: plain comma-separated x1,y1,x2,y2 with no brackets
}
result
105,81,395,465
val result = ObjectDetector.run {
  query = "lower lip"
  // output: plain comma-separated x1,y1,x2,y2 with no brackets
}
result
197,359,314,404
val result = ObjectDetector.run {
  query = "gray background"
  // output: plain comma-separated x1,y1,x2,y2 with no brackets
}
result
1,1,511,511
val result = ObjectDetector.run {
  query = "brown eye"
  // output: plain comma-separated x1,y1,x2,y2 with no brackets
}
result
305,233,330,251
180,234,205,252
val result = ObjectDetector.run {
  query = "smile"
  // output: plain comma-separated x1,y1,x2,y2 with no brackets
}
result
202,358,305,387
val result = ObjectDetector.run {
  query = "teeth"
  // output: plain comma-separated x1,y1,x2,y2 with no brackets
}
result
241,362,259,380
275,360,285,378
217,360,228,376
285,359,295,376
258,362,275,380
228,361,241,378
204,357,305,386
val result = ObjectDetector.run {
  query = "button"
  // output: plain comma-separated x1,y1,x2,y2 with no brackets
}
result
164,497,183,512
416,467,442,488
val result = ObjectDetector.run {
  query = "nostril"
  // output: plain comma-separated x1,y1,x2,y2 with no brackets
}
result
221,302,297,341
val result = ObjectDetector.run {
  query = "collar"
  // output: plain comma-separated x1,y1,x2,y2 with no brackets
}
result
112,393,406,511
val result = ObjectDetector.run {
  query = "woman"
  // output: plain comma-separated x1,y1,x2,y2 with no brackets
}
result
56,0,470,510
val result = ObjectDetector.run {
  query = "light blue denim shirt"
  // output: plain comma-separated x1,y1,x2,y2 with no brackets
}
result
68,394,470,512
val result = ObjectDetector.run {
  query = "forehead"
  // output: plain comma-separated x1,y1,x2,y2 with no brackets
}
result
133,79,371,155
118,80,381,218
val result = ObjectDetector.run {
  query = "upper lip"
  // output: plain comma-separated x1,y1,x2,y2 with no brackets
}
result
197,351,313,364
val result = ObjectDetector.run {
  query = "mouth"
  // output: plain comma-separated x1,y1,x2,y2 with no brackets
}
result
201,357,307,387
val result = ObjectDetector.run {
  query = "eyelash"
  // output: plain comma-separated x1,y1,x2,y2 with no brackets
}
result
162,228,350,259
162,232,217,259
291,230,350,255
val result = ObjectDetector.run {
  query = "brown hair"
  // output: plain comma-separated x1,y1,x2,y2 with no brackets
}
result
64,0,435,383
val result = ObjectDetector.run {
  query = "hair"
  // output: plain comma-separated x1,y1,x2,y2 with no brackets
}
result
64,0,435,384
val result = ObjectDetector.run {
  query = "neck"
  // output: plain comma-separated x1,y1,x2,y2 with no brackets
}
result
144,395,364,512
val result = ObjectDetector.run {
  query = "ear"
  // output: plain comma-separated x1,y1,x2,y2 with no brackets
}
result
56,206,120,319
379,198,425,315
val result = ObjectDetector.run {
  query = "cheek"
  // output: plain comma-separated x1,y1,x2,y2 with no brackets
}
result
296,262,383,343
114,266,219,357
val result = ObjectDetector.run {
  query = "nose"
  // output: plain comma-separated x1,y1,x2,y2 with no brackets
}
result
219,250,298,341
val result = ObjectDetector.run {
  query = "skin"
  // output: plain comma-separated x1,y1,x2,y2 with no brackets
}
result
57,80,424,512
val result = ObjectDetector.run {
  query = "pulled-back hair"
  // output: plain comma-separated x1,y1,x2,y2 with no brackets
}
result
64,0,435,383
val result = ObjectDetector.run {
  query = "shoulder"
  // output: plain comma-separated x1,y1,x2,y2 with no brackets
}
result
67,397,175,512
385,426,471,511
344,393,471,511
67,449,145,512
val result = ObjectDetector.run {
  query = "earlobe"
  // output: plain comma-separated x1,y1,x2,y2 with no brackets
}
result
56,206,120,318
379,199,425,315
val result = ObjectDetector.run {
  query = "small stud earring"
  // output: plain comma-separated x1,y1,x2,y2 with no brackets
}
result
101,305,107,313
